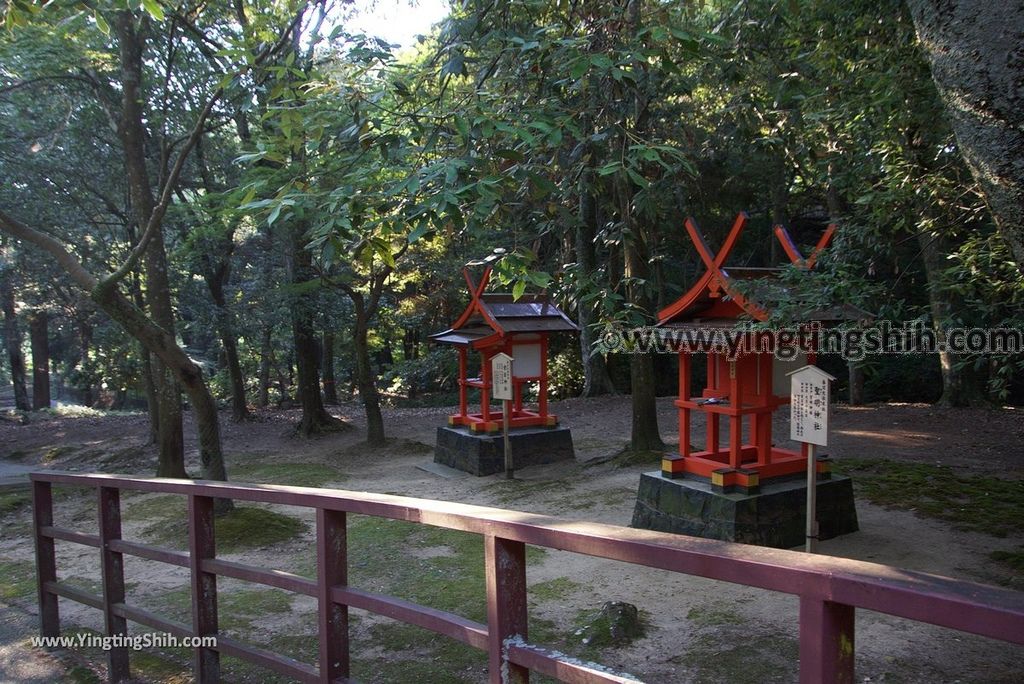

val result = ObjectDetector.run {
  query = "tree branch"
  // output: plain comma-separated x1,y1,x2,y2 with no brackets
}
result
0,209,98,292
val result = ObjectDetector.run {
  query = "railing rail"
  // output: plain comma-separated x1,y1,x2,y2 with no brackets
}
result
30,470,1024,684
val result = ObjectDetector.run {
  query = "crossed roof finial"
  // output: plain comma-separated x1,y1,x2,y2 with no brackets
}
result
657,213,839,325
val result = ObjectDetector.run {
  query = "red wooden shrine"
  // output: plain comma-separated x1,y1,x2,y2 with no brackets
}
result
430,255,577,433
658,212,847,493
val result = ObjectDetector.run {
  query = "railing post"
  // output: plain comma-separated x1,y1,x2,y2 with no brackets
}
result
189,495,219,683
485,535,528,684
316,508,349,682
32,479,59,638
799,597,855,684
98,486,129,682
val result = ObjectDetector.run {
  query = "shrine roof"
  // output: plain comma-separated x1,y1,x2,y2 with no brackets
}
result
430,293,577,347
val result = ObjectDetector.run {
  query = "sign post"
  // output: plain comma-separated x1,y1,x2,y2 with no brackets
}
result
787,365,835,553
491,353,514,479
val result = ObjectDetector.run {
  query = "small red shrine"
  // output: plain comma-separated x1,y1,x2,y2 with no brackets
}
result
657,212,852,494
430,253,577,434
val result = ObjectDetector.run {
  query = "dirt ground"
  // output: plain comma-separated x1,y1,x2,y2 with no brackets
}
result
1,396,1023,683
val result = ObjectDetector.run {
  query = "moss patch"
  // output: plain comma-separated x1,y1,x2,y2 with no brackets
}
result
150,585,293,633
836,458,1024,537
558,487,636,512
531,577,583,603
353,622,484,683
64,665,101,684
990,547,1024,572
138,504,306,553
571,603,646,652
584,445,670,469
125,494,186,521
344,516,535,621
672,632,799,683
230,462,347,488
483,478,571,506
0,559,37,599
686,604,744,627
42,445,78,462
0,491,30,516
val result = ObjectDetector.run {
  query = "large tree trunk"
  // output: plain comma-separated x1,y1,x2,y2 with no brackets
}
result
1,266,29,411
115,11,185,477
905,0,1024,275
322,330,339,405
29,310,50,410
622,0,663,453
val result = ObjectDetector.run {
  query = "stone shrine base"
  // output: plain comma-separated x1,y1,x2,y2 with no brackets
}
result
434,426,575,477
631,471,858,549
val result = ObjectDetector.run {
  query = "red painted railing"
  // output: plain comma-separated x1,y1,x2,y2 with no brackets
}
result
31,471,1024,683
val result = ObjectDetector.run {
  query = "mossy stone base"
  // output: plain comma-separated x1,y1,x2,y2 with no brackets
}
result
631,471,858,549
434,426,575,477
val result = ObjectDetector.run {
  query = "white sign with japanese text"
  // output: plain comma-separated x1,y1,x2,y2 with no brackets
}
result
491,353,514,401
788,365,835,446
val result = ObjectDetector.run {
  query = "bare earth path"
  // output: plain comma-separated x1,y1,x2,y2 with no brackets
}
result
1,397,1022,682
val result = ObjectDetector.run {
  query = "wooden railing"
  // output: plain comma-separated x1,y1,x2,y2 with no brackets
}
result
31,471,1024,684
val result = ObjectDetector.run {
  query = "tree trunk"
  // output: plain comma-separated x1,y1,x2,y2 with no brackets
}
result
905,0,1024,275
91,282,230,488
77,318,94,407
115,11,185,477
206,273,249,422
29,310,50,410
916,230,987,406
622,0,663,453
624,228,664,452
353,303,386,446
287,223,344,436
1,268,29,411
847,363,866,405
322,330,339,405
824,140,865,405
0,216,233,511
576,163,616,397
257,325,272,407
130,275,158,441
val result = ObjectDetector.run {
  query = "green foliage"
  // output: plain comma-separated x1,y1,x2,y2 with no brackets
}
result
1,0,1022,458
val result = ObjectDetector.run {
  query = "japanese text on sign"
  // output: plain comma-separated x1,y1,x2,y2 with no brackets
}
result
491,353,513,401
789,367,831,446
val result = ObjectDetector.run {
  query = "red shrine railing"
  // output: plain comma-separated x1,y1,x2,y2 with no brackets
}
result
31,471,1024,684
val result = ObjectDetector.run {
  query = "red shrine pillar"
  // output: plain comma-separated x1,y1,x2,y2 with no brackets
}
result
678,351,691,458
458,347,469,421
538,335,549,422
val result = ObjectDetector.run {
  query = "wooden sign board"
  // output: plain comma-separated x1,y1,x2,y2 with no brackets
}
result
788,365,835,447
491,353,514,401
